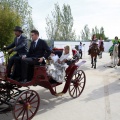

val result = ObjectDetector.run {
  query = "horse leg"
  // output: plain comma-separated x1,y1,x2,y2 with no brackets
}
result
117,59,120,66
94,57,96,69
116,56,118,66
115,56,118,67
91,57,93,68
99,51,102,59
111,55,113,64
113,56,115,67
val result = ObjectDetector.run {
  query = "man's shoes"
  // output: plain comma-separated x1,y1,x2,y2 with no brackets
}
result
8,74,15,80
16,77,22,82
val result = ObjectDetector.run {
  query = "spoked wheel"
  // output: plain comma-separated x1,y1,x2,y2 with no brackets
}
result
13,90,40,120
69,70,86,98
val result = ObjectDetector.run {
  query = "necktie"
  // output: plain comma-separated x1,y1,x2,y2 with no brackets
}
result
33,41,36,49
17,37,19,44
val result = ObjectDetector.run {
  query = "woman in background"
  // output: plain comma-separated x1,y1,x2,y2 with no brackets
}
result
79,42,83,59
88,34,98,55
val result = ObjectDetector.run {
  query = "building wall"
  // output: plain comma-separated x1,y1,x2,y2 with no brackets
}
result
54,41,113,52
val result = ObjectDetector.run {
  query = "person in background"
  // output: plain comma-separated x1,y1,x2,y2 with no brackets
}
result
98,36,104,48
79,42,83,59
98,37,104,58
88,34,98,55
109,36,119,56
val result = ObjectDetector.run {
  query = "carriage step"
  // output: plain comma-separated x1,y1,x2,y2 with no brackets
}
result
49,79,62,87
49,79,58,84
55,92,64,96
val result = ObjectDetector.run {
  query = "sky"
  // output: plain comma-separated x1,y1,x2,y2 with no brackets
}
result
28,0,120,39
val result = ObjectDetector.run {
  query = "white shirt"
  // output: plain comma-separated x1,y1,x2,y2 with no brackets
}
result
17,35,21,44
34,38,39,47
0,51,5,64
79,45,82,50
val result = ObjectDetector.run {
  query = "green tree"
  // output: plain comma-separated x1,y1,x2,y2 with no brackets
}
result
61,4,76,40
46,3,76,41
0,3,21,48
81,25,108,41
81,24,90,40
92,26,108,40
0,0,34,38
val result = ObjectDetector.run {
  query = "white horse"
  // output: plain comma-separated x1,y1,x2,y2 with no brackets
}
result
111,44,118,67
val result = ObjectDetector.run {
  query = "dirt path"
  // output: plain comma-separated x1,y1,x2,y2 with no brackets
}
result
0,53,120,120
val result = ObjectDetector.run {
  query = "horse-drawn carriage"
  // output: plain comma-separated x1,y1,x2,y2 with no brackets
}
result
0,48,86,120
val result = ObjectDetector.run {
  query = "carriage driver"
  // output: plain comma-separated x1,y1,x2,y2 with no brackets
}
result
3,26,28,79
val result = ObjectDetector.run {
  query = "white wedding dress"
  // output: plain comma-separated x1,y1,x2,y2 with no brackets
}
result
47,46,73,83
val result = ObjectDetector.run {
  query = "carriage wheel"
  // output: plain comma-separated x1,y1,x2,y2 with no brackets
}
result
69,70,86,98
13,90,40,120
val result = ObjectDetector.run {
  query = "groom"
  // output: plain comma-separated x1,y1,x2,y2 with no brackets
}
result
20,30,51,82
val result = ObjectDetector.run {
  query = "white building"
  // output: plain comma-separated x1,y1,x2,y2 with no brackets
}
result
54,41,112,52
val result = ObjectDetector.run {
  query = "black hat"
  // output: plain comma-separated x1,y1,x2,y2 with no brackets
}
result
14,26,23,33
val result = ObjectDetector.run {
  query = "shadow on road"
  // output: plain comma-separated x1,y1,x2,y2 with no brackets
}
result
82,79,120,102
0,86,73,120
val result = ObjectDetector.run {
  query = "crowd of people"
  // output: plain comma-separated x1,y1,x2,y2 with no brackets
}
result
78,34,120,66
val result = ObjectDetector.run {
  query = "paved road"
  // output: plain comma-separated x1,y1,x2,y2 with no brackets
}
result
0,53,120,120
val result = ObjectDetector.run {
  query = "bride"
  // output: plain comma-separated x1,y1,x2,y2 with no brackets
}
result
48,45,73,83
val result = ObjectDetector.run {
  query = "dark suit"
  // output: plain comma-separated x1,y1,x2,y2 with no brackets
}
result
6,34,28,77
21,39,51,80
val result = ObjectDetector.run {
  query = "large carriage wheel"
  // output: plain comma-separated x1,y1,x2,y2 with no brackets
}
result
69,70,86,98
13,90,40,120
